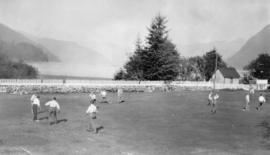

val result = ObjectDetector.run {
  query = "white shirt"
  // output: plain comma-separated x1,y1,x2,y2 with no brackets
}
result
101,91,107,97
250,88,255,94
213,94,219,100
246,94,250,103
208,93,213,100
45,100,60,110
32,98,40,107
117,89,123,96
30,94,36,102
259,96,266,103
89,93,96,100
86,104,98,114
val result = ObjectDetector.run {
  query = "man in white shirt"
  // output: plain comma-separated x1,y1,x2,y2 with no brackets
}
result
31,95,41,122
30,94,36,103
211,93,219,114
89,92,97,104
243,93,250,111
117,88,124,103
256,94,266,111
207,91,213,106
45,97,60,125
86,102,99,133
100,90,109,103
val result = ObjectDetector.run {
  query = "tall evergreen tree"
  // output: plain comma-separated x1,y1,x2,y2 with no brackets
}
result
114,14,180,81
141,14,180,80
124,38,144,80
203,49,227,81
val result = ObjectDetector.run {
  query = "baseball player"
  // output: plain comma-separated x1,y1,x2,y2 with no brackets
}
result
243,92,250,111
100,90,108,103
86,101,99,133
45,97,60,125
89,92,97,104
207,91,213,106
256,94,266,111
117,88,124,103
211,93,219,114
31,95,41,122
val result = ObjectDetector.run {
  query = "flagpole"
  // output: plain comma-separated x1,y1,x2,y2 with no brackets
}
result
214,48,217,91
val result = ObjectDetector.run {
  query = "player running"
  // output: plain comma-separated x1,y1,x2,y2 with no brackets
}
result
45,97,61,125
256,94,266,111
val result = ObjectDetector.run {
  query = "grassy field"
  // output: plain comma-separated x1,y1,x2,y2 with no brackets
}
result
1,90,270,155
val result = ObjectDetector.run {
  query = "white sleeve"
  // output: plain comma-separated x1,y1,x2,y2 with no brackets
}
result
86,106,91,114
57,103,60,110
37,100,41,107
45,101,50,106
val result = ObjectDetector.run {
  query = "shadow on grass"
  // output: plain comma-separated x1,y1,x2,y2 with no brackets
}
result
38,110,48,114
256,120,270,150
96,126,104,133
38,116,49,121
50,119,68,125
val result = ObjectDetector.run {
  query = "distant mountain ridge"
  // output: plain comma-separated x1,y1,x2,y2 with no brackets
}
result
227,24,270,69
0,23,58,62
36,38,111,65
181,39,245,59
0,23,115,78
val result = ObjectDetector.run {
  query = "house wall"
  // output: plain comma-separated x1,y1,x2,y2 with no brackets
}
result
211,70,225,83
211,70,240,84
224,78,239,84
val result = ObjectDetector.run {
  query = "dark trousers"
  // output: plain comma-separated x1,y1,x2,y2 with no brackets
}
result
32,104,38,121
88,114,97,132
49,109,57,123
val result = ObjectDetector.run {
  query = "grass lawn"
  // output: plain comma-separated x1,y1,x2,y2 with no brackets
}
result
1,90,270,155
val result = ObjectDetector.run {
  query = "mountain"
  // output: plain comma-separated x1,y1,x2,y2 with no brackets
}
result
26,38,116,78
36,38,110,65
0,23,59,62
227,24,270,69
181,39,245,59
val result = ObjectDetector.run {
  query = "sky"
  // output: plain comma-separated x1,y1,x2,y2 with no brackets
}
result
0,0,269,67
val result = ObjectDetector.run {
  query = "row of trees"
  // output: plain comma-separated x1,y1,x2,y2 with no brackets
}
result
0,53,38,78
115,14,270,82
244,53,270,81
115,14,226,81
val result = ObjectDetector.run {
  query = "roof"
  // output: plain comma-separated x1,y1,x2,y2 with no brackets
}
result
219,67,240,79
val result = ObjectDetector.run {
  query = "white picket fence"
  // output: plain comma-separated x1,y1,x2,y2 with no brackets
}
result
0,79,263,90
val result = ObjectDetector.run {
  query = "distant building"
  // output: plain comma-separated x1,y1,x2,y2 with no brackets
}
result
256,79,268,90
211,67,240,84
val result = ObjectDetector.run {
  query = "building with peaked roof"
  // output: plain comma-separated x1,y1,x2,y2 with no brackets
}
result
210,67,240,84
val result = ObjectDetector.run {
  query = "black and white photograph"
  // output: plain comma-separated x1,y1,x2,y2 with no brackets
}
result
0,0,270,154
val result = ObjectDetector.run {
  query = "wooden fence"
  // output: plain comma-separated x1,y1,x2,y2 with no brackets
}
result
0,79,264,90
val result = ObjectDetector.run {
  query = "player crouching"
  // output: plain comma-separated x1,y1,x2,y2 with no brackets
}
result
256,94,266,111
86,101,101,134
45,97,61,125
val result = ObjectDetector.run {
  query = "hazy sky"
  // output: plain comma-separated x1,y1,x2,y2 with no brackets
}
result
0,0,269,66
